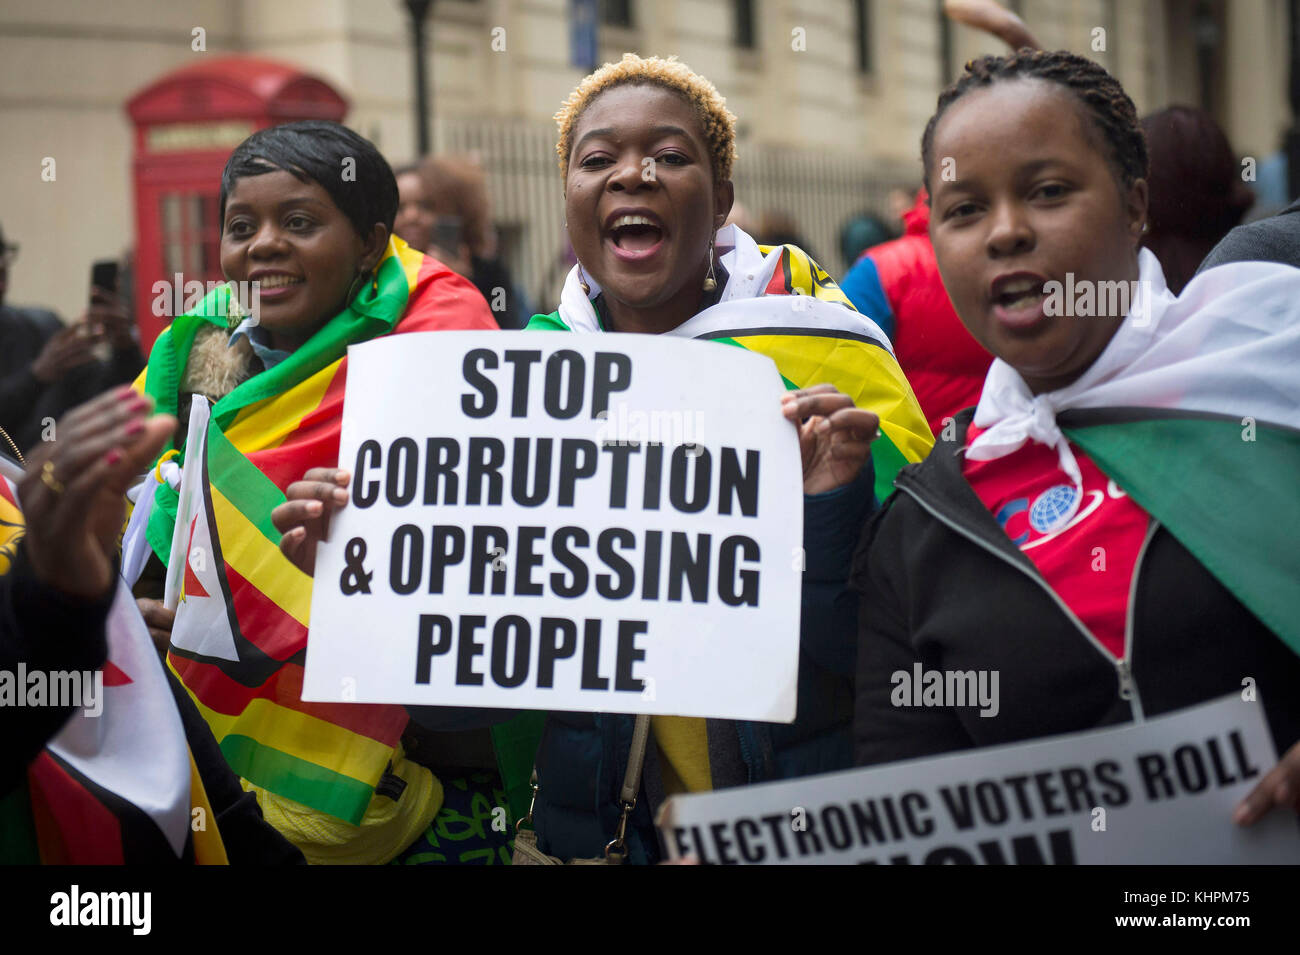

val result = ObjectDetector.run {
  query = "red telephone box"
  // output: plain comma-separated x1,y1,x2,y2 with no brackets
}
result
126,56,348,350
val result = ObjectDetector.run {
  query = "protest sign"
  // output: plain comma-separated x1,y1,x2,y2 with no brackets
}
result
658,693,1300,864
302,331,804,720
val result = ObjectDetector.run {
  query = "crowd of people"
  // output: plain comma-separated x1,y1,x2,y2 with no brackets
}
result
2,41,1299,866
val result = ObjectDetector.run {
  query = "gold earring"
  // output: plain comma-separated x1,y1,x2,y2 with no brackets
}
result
578,264,591,296
702,237,717,292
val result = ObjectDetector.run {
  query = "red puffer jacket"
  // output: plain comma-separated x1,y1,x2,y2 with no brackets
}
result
841,191,992,436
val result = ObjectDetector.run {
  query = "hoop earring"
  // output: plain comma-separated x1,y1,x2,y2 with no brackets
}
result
578,263,591,296
702,237,717,292
346,268,371,304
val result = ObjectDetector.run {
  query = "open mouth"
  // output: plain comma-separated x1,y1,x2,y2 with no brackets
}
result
607,215,665,258
255,275,305,290
989,274,1052,329
992,277,1046,310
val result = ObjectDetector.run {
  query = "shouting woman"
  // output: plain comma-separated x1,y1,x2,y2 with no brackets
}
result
277,55,932,863
853,51,1300,844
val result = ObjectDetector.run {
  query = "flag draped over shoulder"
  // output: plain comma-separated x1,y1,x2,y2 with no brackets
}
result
0,473,226,865
136,237,497,826
968,250,1300,655
542,223,934,502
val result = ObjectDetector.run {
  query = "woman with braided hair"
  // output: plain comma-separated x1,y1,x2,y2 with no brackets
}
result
852,50,1300,849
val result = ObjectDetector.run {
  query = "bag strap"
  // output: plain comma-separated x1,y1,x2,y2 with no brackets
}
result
516,714,652,865
605,714,651,863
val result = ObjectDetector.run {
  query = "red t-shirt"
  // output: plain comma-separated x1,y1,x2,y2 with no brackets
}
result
962,422,1150,659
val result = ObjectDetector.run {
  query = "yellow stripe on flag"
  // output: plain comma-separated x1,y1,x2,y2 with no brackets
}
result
210,485,312,627
736,333,933,463
188,752,230,865
785,248,813,299
394,240,424,291
224,362,342,454
185,692,393,788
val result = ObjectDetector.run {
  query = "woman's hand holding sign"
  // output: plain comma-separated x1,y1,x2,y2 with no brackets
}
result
781,384,880,495
1234,739,1300,826
273,467,351,576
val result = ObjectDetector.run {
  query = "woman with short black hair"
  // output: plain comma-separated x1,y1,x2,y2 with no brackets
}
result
132,120,498,864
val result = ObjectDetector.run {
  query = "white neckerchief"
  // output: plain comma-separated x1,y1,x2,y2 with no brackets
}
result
557,223,810,334
966,249,1300,503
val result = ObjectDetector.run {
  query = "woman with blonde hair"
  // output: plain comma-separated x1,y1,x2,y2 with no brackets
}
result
278,55,932,863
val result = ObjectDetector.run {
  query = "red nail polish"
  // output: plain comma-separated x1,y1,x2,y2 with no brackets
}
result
118,387,139,401
105,449,121,466
125,419,144,436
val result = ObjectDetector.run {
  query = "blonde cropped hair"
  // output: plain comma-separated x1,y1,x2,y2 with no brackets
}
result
554,53,738,182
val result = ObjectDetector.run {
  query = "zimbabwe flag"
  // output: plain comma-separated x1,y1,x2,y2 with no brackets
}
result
137,237,498,825
537,223,934,502
0,470,228,865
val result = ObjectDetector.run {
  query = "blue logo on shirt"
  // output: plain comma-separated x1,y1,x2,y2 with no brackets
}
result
1030,484,1079,533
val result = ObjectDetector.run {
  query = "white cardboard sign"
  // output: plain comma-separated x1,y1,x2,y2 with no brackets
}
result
303,331,804,720
659,694,1300,864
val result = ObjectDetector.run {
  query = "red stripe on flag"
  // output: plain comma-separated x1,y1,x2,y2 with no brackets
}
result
224,563,309,661
169,654,406,746
246,367,346,494
27,753,125,864
764,249,792,296
402,255,500,332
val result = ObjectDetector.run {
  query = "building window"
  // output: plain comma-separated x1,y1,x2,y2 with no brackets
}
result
735,0,757,49
600,0,633,28
854,0,872,74
937,0,954,85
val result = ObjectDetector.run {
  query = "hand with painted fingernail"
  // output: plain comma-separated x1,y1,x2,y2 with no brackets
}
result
271,467,352,576
18,386,175,599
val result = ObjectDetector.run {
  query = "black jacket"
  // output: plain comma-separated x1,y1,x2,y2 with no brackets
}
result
1198,197,1300,272
851,407,1300,768
0,304,144,454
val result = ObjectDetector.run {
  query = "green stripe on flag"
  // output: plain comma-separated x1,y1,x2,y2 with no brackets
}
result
1067,413,1300,656
206,422,285,546
220,734,375,825
870,430,910,503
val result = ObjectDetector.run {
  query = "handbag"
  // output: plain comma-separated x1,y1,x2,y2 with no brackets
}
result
511,714,651,865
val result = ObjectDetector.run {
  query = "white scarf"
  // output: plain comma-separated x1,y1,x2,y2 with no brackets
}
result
556,223,894,350
967,250,1300,508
